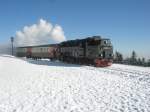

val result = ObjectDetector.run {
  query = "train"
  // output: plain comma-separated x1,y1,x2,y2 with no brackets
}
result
16,36,113,67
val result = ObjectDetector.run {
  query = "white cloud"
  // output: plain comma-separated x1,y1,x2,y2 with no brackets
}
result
15,19,66,46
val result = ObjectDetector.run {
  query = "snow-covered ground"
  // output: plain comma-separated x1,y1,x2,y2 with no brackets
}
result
0,55,150,112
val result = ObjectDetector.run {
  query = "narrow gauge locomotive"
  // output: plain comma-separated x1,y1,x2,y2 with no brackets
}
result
16,36,113,67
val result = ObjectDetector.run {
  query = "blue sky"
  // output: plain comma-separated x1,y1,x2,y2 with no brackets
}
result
0,0,150,58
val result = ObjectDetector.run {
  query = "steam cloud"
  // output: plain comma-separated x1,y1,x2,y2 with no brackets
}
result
15,19,66,46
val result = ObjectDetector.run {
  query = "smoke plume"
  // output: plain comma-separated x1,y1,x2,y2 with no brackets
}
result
15,19,66,46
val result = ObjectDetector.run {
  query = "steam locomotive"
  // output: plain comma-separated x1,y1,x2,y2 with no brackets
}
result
16,36,113,67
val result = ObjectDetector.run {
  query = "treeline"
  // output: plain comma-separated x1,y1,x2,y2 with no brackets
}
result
113,51,150,67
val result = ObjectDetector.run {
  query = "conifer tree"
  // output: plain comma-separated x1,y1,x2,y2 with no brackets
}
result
114,51,123,63
130,51,137,65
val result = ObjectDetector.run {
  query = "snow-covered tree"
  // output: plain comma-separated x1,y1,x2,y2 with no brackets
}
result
142,58,146,66
147,59,150,67
130,51,137,65
114,51,123,63
137,58,142,66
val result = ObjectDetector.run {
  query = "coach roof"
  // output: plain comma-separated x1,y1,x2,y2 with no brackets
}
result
16,44,58,48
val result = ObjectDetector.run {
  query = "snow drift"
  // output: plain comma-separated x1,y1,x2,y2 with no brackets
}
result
0,55,150,112
15,19,66,46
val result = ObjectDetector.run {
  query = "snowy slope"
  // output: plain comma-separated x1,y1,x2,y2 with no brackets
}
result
0,55,150,112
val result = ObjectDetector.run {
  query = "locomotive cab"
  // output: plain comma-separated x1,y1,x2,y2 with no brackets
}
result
94,38,113,67
99,39,113,59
